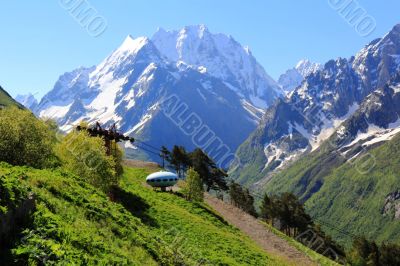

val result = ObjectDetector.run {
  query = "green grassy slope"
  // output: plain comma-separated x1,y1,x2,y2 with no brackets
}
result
0,162,294,265
263,134,400,248
0,163,30,214
0,162,160,265
119,167,287,265
118,167,338,266
0,86,22,108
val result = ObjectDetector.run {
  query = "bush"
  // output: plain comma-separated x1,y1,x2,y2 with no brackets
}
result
55,130,119,192
113,143,124,177
0,107,57,168
179,168,203,202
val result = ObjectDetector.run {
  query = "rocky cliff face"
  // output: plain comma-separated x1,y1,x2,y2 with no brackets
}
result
232,24,400,185
383,190,400,220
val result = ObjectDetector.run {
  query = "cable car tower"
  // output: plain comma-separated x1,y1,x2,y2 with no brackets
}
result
76,122,135,156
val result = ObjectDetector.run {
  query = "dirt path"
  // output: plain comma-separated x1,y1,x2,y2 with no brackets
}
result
204,194,316,266
123,160,160,172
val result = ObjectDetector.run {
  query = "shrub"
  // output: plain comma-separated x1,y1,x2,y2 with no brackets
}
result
0,107,57,168
55,130,118,192
113,143,124,177
179,168,203,202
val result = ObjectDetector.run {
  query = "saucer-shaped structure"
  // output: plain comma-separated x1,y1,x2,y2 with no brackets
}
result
146,171,178,188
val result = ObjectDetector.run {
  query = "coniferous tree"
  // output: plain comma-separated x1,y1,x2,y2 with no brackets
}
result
346,237,400,266
260,194,274,223
228,182,257,217
187,148,228,192
348,237,376,266
259,192,312,236
210,168,229,192
170,146,190,178
229,181,243,208
242,188,257,217
163,146,228,192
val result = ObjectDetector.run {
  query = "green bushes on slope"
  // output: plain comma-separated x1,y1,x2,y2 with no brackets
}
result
0,106,122,193
55,130,120,192
0,162,30,214
0,107,58,169
0,164,165,265
179,168,204,202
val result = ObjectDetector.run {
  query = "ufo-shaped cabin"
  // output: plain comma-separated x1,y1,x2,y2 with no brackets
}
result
146,171,178,191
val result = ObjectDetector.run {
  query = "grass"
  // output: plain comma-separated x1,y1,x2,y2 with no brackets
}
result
120,167,288,265
0,163,162,265
0,162,294,265
0,87,22,108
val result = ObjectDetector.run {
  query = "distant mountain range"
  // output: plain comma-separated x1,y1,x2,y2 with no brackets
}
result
232,23,400,186
262,74,400,247
230,23,400,247
25,25,283,163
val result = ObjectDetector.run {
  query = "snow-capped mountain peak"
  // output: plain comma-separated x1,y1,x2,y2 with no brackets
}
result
89,35,164,87
180,24,209,38
295,59,322,77
278,59,322,93
243,46,252,55
352,23,400,91
36,25,270,161
295,59,310,69
152,25,281,107
119,35,150,54
38,66,95,108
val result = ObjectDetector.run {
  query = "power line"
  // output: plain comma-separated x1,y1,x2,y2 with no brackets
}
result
134,143,161,157
132,139,173,168
134,138,162,152
313,219,357,238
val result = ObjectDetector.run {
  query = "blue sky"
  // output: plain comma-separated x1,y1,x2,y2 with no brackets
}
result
1,1,399,99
